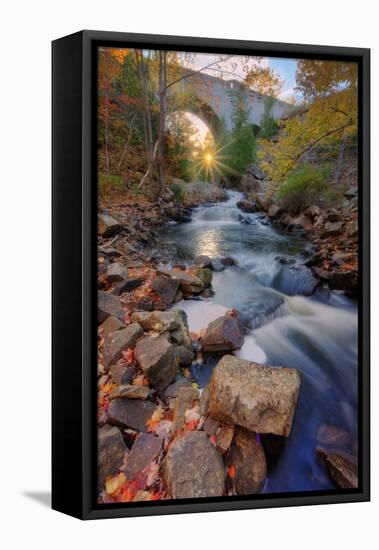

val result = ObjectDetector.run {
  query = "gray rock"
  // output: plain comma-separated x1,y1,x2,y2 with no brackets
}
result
98,214,123,238
161,431,225,498
109,384,151,400
131,310,191,349
106,262,128,283
134,334,179,391
323,221,343,238
109,398,156,432
156,268,205,294
151,276,180,305
98,291,124,323
103,323,144,370
99,316,125,338
110,364,138,385
98,424,127,492
163,378,194,399
208,355,301,437
124,433,162,481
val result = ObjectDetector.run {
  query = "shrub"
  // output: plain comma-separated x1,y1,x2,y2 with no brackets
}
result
98,173,124,194
259,97,279,140
277,164,329,214
171,182,185,202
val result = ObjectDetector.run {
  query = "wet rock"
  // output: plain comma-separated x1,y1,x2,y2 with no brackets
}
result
99,316,125,338
227,428,266,494
161,431,225,498
210,259,226,272
172,386,199,433
112,278,144,296
326,209,341,223
316,424,352,447
106,262,128,283
172,345,194,365
221,257,237,266
237,200,257,213
98,424,127,492
151,276,180,305
157,268,205,294
98,214,123,238
275,255,296,265
194,255,212,268
346,221,358,238
134,334,179,391
124,433,162,481
323,221,343,238
98,291,124,323
109,384,151,400
110,364,138,385
109,398,156,432
272,263,318,296
202,313,244,353
103,323,144,370
317,448,358,489
329,270,358,294
208,355,301,437
174,290,183,303
196,267,213,287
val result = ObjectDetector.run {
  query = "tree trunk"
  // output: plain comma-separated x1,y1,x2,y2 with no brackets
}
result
135,50,154,167
334,132,347,185
104,94,110,174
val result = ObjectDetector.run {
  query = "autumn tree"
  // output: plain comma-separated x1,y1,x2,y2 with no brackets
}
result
258,59,358,188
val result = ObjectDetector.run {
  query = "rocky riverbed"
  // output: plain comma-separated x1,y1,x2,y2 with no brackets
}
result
97,187,358,504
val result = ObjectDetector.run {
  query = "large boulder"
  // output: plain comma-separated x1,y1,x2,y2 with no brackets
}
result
124,433,162,481
228,428,266,494
317,448,358,489
151,276,180,305
97,424,127,492
98,214,123,238
108,398,156,432
207,355,301,437
131,310,191,349
134,334,182,390
103,323,143,369
161,431,225,498
202,313,244,353
98,291,124,323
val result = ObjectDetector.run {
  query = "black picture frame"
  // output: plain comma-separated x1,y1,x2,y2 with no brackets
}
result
52,30,370,520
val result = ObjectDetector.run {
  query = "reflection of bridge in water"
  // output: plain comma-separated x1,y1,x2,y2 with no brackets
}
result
172,71,294,136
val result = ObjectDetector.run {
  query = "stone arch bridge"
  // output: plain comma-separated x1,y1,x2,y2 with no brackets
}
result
172,72,294,137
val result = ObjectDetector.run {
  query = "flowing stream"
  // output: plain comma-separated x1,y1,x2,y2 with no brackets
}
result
158,190,358,493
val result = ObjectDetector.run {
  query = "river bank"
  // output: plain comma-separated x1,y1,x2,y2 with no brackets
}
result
97,188,358,503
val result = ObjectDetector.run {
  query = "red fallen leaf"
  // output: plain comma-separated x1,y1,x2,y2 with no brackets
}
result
228,465,236,479
210,434,217,447
185,419,199,431
122,348,134,362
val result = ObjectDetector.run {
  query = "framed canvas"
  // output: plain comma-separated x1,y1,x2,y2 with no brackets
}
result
52,30,370,520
